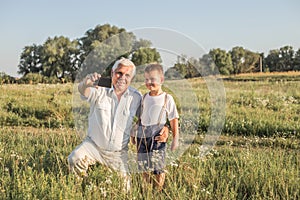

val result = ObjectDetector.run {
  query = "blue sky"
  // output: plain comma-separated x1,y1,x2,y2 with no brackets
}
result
0,0,299,77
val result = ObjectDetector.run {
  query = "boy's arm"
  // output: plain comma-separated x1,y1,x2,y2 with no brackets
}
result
130,97,142,145
170,118,179,151
130,118,139,145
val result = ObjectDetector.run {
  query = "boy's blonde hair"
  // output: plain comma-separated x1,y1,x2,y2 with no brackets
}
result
144,63,164,76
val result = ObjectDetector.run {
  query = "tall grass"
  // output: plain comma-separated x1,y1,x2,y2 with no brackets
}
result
186,78,300,137
1,73,299,199
1,76,299,137
0,84,74,128
0,127,299,199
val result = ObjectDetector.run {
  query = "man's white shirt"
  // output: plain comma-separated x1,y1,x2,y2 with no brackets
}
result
82,86,141,151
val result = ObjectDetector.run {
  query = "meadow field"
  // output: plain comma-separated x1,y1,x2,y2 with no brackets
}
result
0,72,299,199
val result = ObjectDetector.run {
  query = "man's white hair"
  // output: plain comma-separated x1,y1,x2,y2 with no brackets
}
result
112,57,136,76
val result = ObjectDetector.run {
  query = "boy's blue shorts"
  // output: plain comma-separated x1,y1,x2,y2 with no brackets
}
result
137,132,166,174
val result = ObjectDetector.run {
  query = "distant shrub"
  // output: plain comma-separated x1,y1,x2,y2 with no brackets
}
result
17,73,44,84
0,72,16,84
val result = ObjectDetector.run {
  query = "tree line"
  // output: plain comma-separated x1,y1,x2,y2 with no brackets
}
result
1,23,299,84
14,24,160,84
166,45,300,79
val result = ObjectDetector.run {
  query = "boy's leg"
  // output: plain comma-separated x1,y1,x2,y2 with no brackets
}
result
155,172,166,191
137,137,153,192
137,137,152,172
152,137,166,191
142,172,152,184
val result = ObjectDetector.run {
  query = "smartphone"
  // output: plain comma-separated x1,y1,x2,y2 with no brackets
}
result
97,77,112,88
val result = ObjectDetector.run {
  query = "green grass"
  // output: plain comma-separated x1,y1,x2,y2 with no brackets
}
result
186,78,300,137
1,77,299,137
0,73,300,199
0,84,74,128
0,127,299,199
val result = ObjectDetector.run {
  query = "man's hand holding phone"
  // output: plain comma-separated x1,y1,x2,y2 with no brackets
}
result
84,73,112,88
97,77,112,88
79,73,111,97
84,72,102,87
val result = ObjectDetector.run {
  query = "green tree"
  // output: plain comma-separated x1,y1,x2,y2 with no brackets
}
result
209,48,233,75
265,46,294,72
243,49,261,73
131,47,161,66
279,46,294,71
78,31,137,79
78,24,157,79
0,72,16,84
42,36,80,80
172,55,188,78
199,53,216,76
80,24,129,56
230,46,245,74
18,44,43,76
133,39,152,50
264,49,280,72
230,46,261,74
293,48,300,71
185,57,201,78
170,55,201,78
17,24,160,82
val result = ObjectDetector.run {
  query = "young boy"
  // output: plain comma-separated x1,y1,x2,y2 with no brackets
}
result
135,63,179,191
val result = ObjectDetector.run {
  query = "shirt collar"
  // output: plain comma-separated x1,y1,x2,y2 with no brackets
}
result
109,86,130,97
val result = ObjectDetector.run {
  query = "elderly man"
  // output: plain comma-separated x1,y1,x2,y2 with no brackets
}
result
68,57,168,191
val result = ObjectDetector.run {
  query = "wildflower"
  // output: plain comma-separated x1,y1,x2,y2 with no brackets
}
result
105,177,112,184
170,160,178,167
100,187,107,197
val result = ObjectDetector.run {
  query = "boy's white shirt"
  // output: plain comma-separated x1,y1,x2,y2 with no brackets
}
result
141,92,179,126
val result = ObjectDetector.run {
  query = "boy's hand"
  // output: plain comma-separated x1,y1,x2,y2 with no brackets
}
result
130,136,136,145
155,126,169,142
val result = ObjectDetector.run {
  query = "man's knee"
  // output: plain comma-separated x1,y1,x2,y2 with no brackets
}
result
68,150,78,167
68,148,88,170
67,152,77,175
68,150,88,177
68,148,96,172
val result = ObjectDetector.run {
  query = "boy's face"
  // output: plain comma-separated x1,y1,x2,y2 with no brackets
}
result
144,70,164,91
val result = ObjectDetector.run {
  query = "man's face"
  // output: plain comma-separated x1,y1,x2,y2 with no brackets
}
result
112,64,134,92
144,70,163,91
